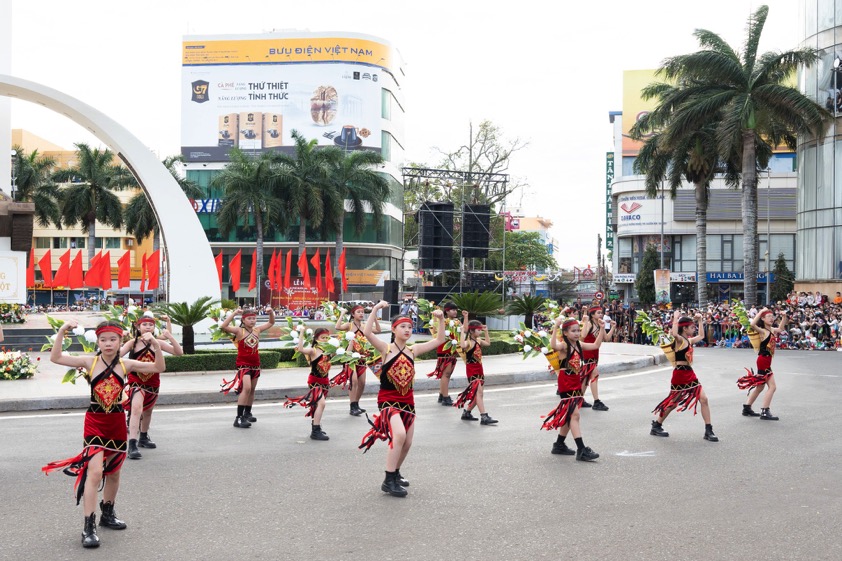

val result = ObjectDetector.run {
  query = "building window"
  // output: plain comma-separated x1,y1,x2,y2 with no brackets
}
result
381,88,392,120
381,131,392,162
35,238,51,249
104,238,121,249
52,237,68,249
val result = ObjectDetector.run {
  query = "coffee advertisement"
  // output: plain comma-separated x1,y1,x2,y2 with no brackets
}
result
238,111,262,149
263,113,283,148
218,113,238,147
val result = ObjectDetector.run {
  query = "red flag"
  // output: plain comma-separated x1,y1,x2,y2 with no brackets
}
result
84,252,103,288
140,253,148,292
275,250,284,290
230,250,242,292
267,249,277,291
325,249,335,293
146,249,161,291
52,250,71,287
284,249,292,289
310,248,322,291
297,250,311,289
100,251,112,291
26,248,35,288
338,248,348,291
117,252,131,289
215,252,223,289
248,249,257,292
69,251,84,289
38,249,53,287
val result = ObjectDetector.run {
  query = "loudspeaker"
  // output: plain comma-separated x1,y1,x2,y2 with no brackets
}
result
421,285,458,305
462,204,490,258
418,202,454,270
383,279,399,303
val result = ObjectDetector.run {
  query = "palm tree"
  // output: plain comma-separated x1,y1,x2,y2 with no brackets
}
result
447,290,503,320
124,155,204,253
271,130,339,258
212,149,287,279
506,294,547,329
155,296,219,354
643,5,831,305
53,143,137,263
11,146,62,227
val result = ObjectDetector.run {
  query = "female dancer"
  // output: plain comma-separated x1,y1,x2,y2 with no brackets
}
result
220,306,275,428
359,301,445,497
454,310,497,425
43,320,165,548
650,311,718,442
427,302,461,406
284,328,333,440
335,304,381,416
738,308,788,420
543,315,603,461
122,313,183,460
580,304,608,411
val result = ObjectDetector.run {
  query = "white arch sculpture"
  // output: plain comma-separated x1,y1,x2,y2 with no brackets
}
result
0,74,218,303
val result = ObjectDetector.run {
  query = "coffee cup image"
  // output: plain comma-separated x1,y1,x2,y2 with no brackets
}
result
220,130,231,139
267,129,280,139
334,125,362,148
241,129,258,140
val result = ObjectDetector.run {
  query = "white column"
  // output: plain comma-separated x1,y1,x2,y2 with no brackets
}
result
0,1,11,200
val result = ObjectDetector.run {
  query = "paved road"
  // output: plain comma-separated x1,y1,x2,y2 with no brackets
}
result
1,348,840,560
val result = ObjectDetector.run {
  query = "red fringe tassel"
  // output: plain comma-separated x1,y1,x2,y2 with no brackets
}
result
220,370,244,395
427,356,456,379
652,384,702,416
359,408,398,452
737,367,771,391
540,397,582,431
283,386,327,418
330,364,353,390
453,378,483,409
42,446,125,505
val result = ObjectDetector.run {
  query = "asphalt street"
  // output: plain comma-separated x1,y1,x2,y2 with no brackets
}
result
1,348,840,560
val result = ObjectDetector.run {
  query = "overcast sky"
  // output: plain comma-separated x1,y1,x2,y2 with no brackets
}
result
7,0,801,268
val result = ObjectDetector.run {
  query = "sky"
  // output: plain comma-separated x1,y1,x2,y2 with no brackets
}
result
6,0,802,269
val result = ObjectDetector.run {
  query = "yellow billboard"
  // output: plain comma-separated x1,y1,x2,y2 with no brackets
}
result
621,69,658,158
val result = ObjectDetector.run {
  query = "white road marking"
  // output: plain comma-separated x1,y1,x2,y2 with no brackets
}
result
615,450,657,457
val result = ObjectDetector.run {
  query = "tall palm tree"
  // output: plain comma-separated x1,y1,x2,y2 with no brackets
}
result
53,143,137,263
325,150,391,271
125,155,204,252
155,296,219,354
11,145,62,227
642,5,830,305
212,148,286,278
271,130,339,258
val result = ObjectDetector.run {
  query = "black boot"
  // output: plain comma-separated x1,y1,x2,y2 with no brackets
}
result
480,412,498,425
441,395,453,407
82,513,100,548
233,416,251,428
395,469,410,487
592,399,609,411
581,400,593,408
350,402,364,416
704,424,719,442
650,420,669,437
760,408,779,421
99,501,127,530
127,439,142,460
138,432,157,449
310,424,329,441
551,442,575,455
742,404,761,417
245,408,257,423
437,394,443,403
461,409,479,421
576,446,600,462
381,471,408,497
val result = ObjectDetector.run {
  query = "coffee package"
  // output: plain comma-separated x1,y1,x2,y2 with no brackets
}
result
239,111,263,150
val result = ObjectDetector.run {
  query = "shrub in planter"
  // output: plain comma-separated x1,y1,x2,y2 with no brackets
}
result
165,351,281,373
414,340,519,361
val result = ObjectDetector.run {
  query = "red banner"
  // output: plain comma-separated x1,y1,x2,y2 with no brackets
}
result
270,278,337,310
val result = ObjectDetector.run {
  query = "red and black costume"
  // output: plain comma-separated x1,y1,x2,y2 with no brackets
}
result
284,352,332,417
330,327,372,390
42,355,128,504
359,344,416,452
426,321,460,379
220,329,261,395
123,337,160,422
581,326,599,386
737,332,775,390
653,337,702,416
453,339,484,409
541,341,585,430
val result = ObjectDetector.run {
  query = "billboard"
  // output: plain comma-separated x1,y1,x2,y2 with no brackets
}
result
182,36,390,162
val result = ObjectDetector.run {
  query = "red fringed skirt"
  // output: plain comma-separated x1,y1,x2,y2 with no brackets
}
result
330,364,353,390
427,354,458,379
653,366,702,416
580,359,598,386
284,375,331,417
453,363,484,409
541,390,584,430
737,355,773,391
124,382,160,412
42,410,127,504
220,365,261,395
359,392,415,453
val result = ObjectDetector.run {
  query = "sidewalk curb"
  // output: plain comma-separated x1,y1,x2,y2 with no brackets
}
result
0,354,667,413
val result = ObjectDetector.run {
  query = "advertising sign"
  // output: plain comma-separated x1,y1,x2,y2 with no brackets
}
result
617,193,672,235
270,278,336,310
605,152,614,251
182,37,388,162
0,251,27,304
654,268,671,304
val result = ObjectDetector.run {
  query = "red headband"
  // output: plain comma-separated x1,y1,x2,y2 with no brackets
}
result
588,306,601,314
392,317,413,328
242,311,256,318
562,318,579,330
678,318,695,326
136,316,155,325
349,305,364,314
760,310,773,317
95,325,124,337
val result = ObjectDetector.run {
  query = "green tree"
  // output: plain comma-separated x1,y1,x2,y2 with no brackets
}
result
636,244,659,306
770,252,794,303
212,149,287,278
11,145,62,227
644,5,830,305
124,155,204,253
53,143,137,263
155,296,219,354
447,290,503,319
506,294,546,329
488,231,556,271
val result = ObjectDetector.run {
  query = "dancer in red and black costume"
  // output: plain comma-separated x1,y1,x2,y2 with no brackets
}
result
580,304,609,411
543,314,603,461
427,302,461,406
454,310,498,425
738,307,788,420
359,301,445,497
121,313,183,460
219,306,275,428
284,328,333,440
43,320,165,548
335,304,381,416
650,311,719,442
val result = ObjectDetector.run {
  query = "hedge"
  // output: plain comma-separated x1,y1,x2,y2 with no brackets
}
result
414,340,520,361
164,351,281,373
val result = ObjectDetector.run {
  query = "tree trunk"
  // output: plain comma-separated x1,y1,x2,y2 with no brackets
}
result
525,312,534,329
695,181,708,306
741,129,758,306
255,211,264,275
153,229,160,254
335,212,344,273
88,219,96,265
298,219,307,260
183,325,195,354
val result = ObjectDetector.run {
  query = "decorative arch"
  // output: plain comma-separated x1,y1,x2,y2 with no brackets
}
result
0,74,218,303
